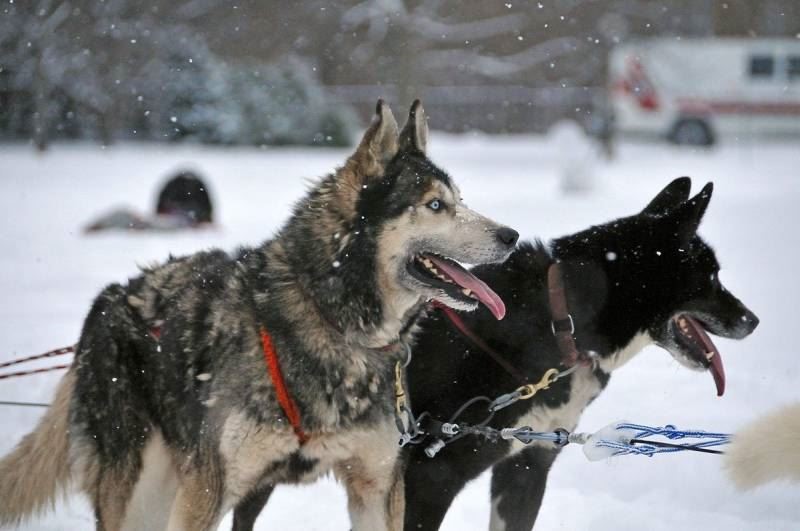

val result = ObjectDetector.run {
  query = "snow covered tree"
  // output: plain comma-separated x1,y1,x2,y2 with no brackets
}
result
0,0,357,148
227,59,358,147
0,0,109,148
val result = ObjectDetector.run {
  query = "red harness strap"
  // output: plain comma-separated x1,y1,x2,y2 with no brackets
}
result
433,301,528,384
260,327,310,445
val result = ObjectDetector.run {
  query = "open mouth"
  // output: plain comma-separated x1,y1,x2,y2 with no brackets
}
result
407,253,506,320
671,314,726,397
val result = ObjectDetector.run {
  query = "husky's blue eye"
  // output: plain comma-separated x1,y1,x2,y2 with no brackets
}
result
428,199,442,211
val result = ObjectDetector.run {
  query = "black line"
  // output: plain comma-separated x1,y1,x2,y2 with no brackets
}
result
630,438,725,455
0,400,50,408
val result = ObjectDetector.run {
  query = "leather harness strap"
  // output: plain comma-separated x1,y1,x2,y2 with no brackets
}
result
436,261,592,383
260,327,310,445
433,301,528,385
547,262,586,367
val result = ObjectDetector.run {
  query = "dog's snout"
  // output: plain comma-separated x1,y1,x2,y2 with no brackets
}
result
742,309,759,334
495,227,519,247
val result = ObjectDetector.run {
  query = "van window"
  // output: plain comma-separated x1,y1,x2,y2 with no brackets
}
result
789,56,800,80
749,55,774,78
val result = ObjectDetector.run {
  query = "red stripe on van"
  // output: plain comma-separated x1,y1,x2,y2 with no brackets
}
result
678,99,800,115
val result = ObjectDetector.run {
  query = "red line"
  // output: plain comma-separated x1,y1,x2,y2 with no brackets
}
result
0,345,75,369
678,99,800,115
260,328,309,444
0,363,70,380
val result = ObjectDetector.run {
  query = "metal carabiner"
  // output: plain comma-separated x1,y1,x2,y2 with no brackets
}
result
516,368,559,400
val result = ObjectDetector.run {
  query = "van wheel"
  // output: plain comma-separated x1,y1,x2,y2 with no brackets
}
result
669,118,715,146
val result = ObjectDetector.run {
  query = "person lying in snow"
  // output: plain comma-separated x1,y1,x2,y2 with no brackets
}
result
84,171,214,232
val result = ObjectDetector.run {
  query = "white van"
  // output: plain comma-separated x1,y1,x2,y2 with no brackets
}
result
609,38,800,145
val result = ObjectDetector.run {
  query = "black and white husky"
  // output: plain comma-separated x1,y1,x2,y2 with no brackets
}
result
400,177,759,531
0,100,518,531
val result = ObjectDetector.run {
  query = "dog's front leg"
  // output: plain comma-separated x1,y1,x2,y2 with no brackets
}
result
231,483,275,531
335,426,404,531
337,458,405,531
167,462,225,531
489,446,559,531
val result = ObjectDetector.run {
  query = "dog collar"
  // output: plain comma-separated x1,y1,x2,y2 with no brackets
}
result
547,262,595,368
292,277,413,354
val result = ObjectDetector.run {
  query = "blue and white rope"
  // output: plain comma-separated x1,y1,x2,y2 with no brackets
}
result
594,438,729,457
594,422,731,458
616,422,731,442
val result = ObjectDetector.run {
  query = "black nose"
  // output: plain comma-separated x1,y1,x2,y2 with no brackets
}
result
743,309,760,333
496,227,519,247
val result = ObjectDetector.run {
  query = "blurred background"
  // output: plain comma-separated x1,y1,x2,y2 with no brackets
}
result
2,0,799,150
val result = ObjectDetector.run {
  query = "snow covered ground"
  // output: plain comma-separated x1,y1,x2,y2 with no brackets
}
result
0,134,798,530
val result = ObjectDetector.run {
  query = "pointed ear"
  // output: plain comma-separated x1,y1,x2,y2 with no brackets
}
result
642,177,692,215
349,99,399,177
667,182,713,244
398,99,429,154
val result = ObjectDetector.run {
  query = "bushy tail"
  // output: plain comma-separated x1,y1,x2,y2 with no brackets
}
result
0,370,74,526
724,402,800,490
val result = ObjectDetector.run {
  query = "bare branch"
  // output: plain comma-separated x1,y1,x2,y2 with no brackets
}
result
175,0,227,21
422,36,581,78
409,12,529,43
342,0,407,30
32,1,71,39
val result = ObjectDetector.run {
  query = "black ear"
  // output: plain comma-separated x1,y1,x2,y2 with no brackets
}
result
642,177,692,215
398,99,428,154
667,182,713,244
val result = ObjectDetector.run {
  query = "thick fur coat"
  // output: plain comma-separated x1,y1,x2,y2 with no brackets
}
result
0,100,517,531
230,178,760,531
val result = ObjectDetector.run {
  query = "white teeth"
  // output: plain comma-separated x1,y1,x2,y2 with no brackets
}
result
424,261,437,273
419,256,443,276
417,255,457,285
462,288,472,296
706,351,715,361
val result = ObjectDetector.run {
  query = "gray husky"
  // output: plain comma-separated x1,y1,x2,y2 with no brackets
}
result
0,100,518,531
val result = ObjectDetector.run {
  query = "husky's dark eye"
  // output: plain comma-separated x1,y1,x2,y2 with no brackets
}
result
427,199,442,211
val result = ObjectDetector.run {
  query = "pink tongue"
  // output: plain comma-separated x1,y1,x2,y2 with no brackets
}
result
426,255,506,320
684,315,726,397
709,348,725,397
